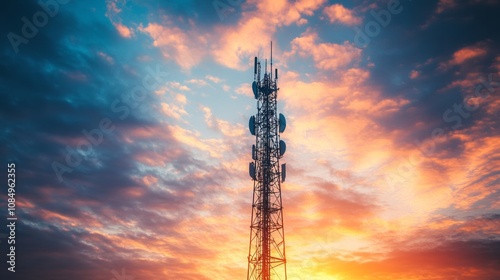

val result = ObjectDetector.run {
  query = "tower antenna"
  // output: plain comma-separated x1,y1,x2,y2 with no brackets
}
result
247,43,288,280
270,41,273,80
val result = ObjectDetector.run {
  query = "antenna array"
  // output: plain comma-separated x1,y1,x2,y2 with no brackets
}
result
247,43,287,280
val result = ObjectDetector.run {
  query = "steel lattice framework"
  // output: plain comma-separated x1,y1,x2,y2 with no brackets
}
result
247,45,287,280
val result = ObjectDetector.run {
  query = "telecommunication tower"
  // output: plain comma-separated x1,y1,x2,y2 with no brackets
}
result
247,43,287,280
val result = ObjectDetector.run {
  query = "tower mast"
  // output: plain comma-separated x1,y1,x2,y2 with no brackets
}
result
247,43,287,280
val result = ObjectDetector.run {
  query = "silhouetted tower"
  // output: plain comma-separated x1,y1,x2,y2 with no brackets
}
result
247,43,287,280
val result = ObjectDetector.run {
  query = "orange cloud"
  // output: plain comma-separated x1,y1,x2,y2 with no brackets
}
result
439,43,489,70
323,4,362,26
451,45,487,65
211,16,275,70
235,83,253,97
285,29,361,70
249,0,327,26
201,105,245,137
160,102,187,120
140,0,327,70
168,124,225,158
114,23,133,38
139,23,207,70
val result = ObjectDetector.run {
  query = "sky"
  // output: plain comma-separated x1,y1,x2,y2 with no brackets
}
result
0,0,499,279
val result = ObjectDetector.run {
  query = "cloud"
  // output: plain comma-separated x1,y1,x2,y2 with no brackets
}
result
201,105,245,138
205,75,222,83
436,0,457,14
106,0,123,14
235,83,253,97
409,70,420,79
169,81,191,91
211,16,275,70
187,79,208,86
160,102,187,120
323,4,362,26
114,22,133,38
249,0,327,26
139,23,207,70
285,29,362,70
448,44,488,66
423,0,499,29
210,0,327,69
138,0,329,70
106,0,134,38
316,240,500,279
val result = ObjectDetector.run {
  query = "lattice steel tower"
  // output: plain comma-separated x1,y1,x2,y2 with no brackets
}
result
247,43,287,280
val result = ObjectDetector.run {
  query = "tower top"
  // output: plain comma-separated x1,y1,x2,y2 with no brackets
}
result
247,41,287,280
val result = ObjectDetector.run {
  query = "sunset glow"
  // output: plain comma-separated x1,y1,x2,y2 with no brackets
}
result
1,0,499,279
